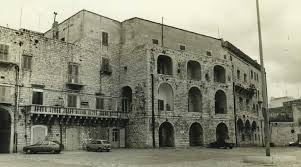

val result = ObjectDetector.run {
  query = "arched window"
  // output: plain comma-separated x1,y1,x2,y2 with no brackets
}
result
214,65,226,83
188,87,202,112
187,60,201,80
157,55,173,75
215,90,227,114
158,83,174,111
121,86,132,112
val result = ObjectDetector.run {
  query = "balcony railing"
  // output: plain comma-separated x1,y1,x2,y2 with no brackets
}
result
24,105,128,119
66,75,84,89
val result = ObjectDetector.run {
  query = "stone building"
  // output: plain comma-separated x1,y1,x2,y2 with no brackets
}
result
0,9,264,153
269,99,301,146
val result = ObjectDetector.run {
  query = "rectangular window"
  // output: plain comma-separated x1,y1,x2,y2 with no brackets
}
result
68,63,79,83
102,32,108,46
152,39,159,45
158,99,164,111
22,55,32,70
101,57,112,74
244,74,247,82
237,70,241,80
32,91,43,105
112,129,120,142
206,51,212,56
0,86,6,101
68,94,77,107
251,70,253,79
0,44,9,61
180,45,186,51
96,97,104,110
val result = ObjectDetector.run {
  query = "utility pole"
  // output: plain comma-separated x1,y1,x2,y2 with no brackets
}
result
256,0,270,156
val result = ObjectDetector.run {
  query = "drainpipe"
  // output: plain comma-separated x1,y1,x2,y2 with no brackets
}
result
151,74,156,148
233,82,238,147
13,65,20,153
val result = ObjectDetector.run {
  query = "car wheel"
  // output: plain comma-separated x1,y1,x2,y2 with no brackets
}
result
106,149,110,152
98,148,103,152
55,150,61,154
51,150,56,154
86,147,91,152
25,149,31,154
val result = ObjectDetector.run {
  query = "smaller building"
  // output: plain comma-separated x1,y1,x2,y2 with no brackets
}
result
269,96,295,108
269,99,301,146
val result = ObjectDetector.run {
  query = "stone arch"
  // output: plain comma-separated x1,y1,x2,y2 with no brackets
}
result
213,65,226,83
237,118,244,142
216,123,229,143
188,87,202,113
31,125,48,144
157,55,173,75
0,107,13,153
158,83,174,111
245,120,251,141
187,60,201,80
215,90,227,114
189,122,203,146
159,122,175,147
121,86,132,112
251,121,257,142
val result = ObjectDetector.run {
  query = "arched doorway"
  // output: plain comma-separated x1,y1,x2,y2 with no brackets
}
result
0,109,11,153
245,120,251,142
159,122,175,147
189,122,203,146
237,119,244,144
216,123,229,143
251,121,257,143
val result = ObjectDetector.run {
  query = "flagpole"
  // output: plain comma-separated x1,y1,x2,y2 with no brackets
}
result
256,0,270,156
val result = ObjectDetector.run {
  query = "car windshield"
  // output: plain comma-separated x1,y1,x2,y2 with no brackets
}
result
102,140,110,144
34,141,44,145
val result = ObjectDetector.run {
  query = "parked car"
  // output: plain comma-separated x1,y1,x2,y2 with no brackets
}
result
208,141,234,149
23,140,62,154
289,141,301,147
86,140,111,152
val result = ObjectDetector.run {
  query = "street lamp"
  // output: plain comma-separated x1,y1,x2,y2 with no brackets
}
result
256,0,270,156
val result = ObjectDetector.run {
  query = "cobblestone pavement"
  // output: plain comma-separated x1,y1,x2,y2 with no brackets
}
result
0,147,300,167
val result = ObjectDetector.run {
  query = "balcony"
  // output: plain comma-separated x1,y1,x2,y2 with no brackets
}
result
235,83,256,97
66,75,84,90
24,105,128,124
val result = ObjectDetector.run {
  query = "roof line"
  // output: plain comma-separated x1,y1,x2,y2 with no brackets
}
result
44,9,122,34
123,17,220,41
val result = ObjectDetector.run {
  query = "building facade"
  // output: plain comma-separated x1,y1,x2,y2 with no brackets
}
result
0,9,264,153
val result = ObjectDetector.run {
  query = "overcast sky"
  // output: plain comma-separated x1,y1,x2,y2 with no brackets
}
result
1,0,301,100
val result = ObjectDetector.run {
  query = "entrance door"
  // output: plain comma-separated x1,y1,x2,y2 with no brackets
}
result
159,122,175,147
0,110,11,153
66,128,80,150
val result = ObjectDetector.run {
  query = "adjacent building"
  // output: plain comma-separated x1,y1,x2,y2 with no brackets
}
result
0,9,265,153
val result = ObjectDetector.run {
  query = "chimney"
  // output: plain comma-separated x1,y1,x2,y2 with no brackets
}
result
52,12,59,39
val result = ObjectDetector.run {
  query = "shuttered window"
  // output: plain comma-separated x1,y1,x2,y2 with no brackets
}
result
102,32,108,46
0,44,9,61
96,97,104,110
68,94,77,107
32,91,43,105
23,55,32,70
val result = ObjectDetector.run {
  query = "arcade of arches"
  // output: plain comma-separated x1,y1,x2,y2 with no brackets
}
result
236,118,259,146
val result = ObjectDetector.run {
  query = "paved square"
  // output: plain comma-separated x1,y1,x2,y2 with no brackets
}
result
0,147,300,167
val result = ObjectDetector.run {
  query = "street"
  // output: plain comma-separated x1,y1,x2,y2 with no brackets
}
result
0,147,300,167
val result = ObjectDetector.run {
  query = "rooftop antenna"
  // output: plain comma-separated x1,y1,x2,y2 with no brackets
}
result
54,12,58,22
161,17,164,47
217,26,221,38
19,7,23,28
